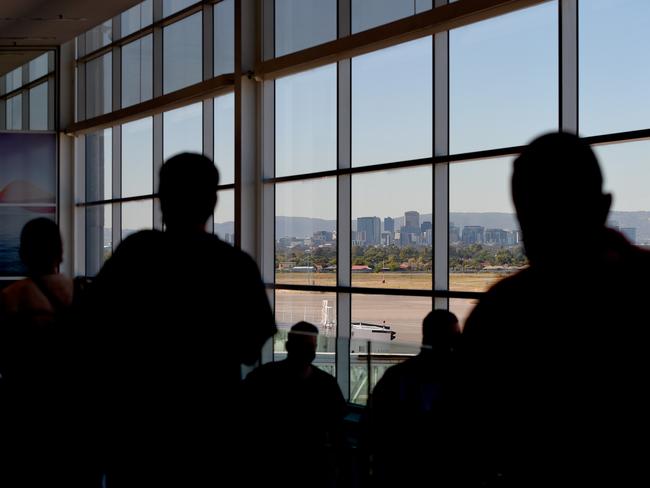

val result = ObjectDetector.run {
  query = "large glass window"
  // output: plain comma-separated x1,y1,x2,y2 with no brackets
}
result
86,53,112,118
163,13,203,94
121,35,153,108
86,205,113,276
350,294,431,404
275,64,337,177
5,95,22,130
214,0,235,77
86,129,113,203
5,68,22,92
214,189,234,244
122,200,153,239
352,167,433,289
29,83,48,131
579,0,650,136
163,102,202,160
214,93,235,185
450,1,558,153
121,0,153,37
449,157,524,292
122,117,153,198
352,0,431,34
275,290,338,375
352,38,432,167
28,53,50,82
163,0,198,18
275,0,337,57
86,20,113,54
276,178,337,287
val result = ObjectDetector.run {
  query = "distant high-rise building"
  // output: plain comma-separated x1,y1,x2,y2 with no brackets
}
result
485,228,509,246
421,221,432,233
449,223,461,243
621,227,637,244
405,211,420,231
384,217,395,233
462,226,484,245
381,232,393,246
357,217,381,245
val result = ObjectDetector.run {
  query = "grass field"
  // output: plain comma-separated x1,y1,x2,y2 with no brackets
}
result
275,271,509,293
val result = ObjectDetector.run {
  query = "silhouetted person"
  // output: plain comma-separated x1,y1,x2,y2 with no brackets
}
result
242,322,346,488
83,153,276,486
460,132,650,487
365,310,461,488
0,218,77,486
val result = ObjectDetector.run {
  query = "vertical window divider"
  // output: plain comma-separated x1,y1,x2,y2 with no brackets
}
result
560,0,578,133
21,65,29,130
112,125,122,248
337,0,352,400
433,0,449,311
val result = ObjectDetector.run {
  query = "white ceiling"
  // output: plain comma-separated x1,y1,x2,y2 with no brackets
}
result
0,0,143,75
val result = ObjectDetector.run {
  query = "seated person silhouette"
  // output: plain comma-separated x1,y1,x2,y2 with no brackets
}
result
82,153,276,486
460,132,650,487
242,322,346,488
0,218,76,486
365,309,461,488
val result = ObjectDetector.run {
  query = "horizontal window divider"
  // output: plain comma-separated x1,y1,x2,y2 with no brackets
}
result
255,0,546,80
269,282,483,300
78,183,234,207
65,74,234,135
0,73,53,101
584,128,650,147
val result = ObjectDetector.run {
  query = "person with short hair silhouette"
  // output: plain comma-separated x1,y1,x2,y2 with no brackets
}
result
242,321,346,488
460,132,650,487
83,153,276,486
365,309,462,487
0,218,77,485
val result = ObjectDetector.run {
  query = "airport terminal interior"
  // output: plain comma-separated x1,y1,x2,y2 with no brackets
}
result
2,0,650,482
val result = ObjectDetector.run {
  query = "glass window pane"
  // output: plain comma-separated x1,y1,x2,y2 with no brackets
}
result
29,82,48,131
352,0,414,34
85,20,113,53
449,157,526,292
275,290,337,376
596,140,650,245
28,53,50,82
275,64,337,177
450,2,558,153
163,0,198,17
352,38,432,167
214,188,234,243
86,52,112,118
122,117,153,198
121,200,153,239
214,93,234,185
579,0,650,136
5,68,22,92
121,0,153,37
416,0,433,13
214,0,234,76
276,178,337,286
350,294,431,405
163,102,202,161
86,128,112,202
121,35,153,108
163,13,203,94
6,95,22,130
352,167,432,290
275,0,337,57
86,204,112,276
448,299,478,331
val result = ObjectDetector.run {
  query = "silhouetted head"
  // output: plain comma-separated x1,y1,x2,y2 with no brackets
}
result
286,321,319,366
20,218,62,276
158,153,220,231
422,310,460,351
512,133,611,265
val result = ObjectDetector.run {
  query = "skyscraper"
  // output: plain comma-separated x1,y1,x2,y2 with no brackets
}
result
357,217,381,246
384,217,395,233
404,211,420,231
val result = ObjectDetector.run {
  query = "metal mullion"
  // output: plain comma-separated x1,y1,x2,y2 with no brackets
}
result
47,75,56,130
112,125,122,250
560,0,578,133
75,134,87,275
153,113,164,230
262,0,275,62
271,282,483,300
203,2,215,80
337,54,352,399
434,0,449,311
204,97,215,233
153,0,164,99
261,79,275,364
21,65,29,130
